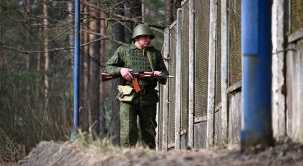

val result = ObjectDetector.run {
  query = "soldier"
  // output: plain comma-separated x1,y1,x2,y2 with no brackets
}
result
105,24,168,149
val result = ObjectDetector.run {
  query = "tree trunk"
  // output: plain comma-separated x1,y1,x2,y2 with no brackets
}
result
0,0,2,101
68,2,74,57
26,0,36,120
142,1,145,23
110,0,125,146
99,12,107,137
36,28,41,108
42,0,50,140
166,0,172,26
82,0,90,132
67,1,74,131
124,1,132,43
173,0,182,21
88,6,101,137
124,0,141,43
43,0,49,98
26,0,32,71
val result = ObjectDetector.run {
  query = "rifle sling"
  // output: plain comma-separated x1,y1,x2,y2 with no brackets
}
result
147,50,154,71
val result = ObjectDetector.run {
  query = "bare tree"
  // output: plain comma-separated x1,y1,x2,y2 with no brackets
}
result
173,0,182,21
142,0,145,23
99,11,107,137
0,1,167,158
88,3,101,136
109,0,125,146
166,0,173,26
36,28,41,107
26,0,32,71
67,1,74,131
82,0,90,132
0,0,2,101
68,2,74,57
43,0,50,98
42,1,50,139
124,0,141,43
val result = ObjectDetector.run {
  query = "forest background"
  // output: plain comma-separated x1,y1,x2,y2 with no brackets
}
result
0,0,181,162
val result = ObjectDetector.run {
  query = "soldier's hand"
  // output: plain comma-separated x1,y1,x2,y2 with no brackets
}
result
120,68,133,81
153,71,162,79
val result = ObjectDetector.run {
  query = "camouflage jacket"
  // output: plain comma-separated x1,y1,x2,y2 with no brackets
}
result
105,43,168,89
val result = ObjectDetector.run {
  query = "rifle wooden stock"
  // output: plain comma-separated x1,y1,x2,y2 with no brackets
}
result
101,73,118,81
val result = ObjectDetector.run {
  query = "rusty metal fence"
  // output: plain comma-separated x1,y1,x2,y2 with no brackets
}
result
215,1,222,107
159,0,242,150
290,0,303,34
229,0,242,86
168,23,177,148
181,0,190,139
157,0,303,151
195,0,210,119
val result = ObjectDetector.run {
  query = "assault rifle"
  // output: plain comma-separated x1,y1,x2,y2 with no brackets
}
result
102,71,174,93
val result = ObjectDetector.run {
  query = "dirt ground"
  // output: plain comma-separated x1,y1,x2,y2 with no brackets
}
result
11,140,303,166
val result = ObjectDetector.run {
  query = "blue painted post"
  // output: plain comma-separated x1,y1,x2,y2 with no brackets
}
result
241,0,273,150
71,0,80,140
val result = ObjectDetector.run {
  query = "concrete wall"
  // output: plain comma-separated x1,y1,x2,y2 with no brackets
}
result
286,39,303,142
194,122,207,148
272,0,303,142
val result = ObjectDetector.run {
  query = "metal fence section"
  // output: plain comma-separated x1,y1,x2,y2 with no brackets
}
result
195,0,210,118
159,0,242,150
215,0,222,106
157,0,303,150
291,0,303,34
181,0,189,134
168,24,177,148
228,0,242,86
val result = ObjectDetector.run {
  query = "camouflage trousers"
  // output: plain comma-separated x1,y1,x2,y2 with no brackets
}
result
120,94,157,149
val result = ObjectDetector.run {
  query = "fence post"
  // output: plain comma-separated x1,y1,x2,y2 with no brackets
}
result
241,0,273,151
188,0,195,148
220,0,229,145
175,8,182,150
162,28,170,151
271,0,286,140
206,0,217,147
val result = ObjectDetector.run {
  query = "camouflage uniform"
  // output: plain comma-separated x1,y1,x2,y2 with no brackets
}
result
105,43,168,149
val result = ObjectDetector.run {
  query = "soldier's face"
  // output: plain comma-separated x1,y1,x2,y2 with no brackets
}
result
136,35,151,49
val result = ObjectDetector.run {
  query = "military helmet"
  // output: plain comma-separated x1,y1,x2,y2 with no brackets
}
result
132,24,155,40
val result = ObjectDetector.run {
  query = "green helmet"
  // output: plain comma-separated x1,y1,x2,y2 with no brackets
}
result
132,24,155,40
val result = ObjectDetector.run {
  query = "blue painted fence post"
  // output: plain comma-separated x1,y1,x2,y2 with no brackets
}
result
71,0,80,140
241,0,273,150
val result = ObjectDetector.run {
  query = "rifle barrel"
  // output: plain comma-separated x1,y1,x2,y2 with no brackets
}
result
142,75,175,78
163,75,175,78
